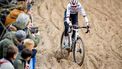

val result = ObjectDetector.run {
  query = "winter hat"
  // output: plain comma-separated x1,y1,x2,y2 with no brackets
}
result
14,13,30,29
15,30,27,41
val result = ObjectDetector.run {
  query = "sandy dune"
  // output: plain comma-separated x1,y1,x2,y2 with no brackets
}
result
32,0,122,69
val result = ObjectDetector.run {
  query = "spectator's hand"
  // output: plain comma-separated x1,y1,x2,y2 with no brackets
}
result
27,23,33,28
8,25,17,31
35,31,40,36
32,31,40,38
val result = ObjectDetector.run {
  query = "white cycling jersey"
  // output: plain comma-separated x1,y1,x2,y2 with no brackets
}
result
26,0,32,3
66,2,89,26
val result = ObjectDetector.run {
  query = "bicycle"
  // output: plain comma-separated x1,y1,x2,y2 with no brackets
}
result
60,25,89,66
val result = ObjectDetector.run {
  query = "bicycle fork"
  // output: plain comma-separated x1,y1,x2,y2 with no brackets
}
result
68,27,79,51
69,29,78,50
69,32,72,49
72,29,79,62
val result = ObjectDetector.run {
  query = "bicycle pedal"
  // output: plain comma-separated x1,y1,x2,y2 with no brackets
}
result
77,49,82,53
66,48,72,52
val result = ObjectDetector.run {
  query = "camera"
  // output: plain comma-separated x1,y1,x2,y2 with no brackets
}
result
30,27,38,33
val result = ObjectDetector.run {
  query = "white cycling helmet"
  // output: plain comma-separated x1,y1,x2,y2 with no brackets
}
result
70,0,78,7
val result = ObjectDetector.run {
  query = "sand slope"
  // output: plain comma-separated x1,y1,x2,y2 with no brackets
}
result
32,0,122,69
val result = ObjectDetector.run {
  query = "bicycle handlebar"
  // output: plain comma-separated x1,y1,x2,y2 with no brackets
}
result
69,25,90,33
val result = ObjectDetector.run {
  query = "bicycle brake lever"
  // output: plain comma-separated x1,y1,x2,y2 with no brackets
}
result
85,26,90,33
85,29,90,33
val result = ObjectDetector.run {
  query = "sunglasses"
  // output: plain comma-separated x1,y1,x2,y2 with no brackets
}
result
71,6,77,7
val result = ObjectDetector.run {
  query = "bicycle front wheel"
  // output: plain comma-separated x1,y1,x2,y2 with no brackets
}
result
60,32,71,57
72,37,85,66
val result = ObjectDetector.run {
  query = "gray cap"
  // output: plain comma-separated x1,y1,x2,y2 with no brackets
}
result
14,13,30,29
15,30,27,41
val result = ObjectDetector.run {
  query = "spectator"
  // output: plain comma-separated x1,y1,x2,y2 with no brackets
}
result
14,39,36,69
17,39,34,52
0,46,18,69
21,49,32,69
23,39,37,58
0,38,14,59
23,39,35,50
2,30,27,46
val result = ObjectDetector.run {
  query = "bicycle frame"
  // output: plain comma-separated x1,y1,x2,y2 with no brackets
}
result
73,27,79,41
68,25,80,47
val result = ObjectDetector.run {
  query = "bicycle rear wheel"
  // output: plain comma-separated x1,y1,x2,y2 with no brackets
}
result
72,37,85,66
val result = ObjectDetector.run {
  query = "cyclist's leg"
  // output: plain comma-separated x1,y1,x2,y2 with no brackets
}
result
64,9,70,48
70,13,78,39
64,22,69,36
64,9,69,36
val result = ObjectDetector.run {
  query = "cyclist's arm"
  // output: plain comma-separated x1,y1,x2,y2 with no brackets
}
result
66,4,71,24
78,3,89,26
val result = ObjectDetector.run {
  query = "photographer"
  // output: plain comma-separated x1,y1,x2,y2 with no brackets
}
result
11,12,40,47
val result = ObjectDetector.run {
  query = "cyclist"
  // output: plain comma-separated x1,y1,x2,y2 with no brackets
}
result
64,0,90,48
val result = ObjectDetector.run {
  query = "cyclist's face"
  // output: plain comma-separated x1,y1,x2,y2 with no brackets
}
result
71,6,77,10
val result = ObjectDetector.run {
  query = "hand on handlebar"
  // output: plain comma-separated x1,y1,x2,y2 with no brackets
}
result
85,25,90,33
68,21,72,27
